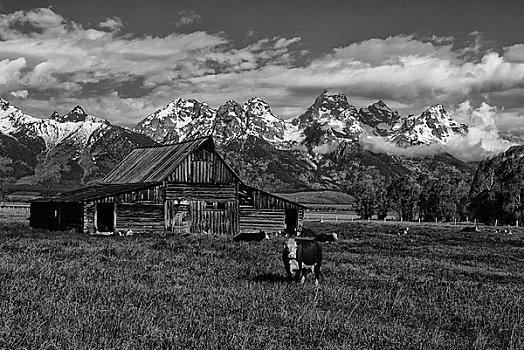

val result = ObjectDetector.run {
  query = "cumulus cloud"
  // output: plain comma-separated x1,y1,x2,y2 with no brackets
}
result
99,17,123,32
0,58,26,85
10,90,28,99
2,6,524,148
175,11,201,26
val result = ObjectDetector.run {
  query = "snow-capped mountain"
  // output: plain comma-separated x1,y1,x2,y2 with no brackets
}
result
358,100,402,136
287,92,363,157
388,104,468,146
134,98,215,144
133,97,290,146
0,98,155,190
0,93,476,194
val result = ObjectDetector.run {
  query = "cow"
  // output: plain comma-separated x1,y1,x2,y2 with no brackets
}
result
233,230,269,242
315,232,338,243
282,238,322,285
461,226,480,232
397,227,409,236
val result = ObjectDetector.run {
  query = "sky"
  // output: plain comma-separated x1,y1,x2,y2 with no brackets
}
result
1,0,524,145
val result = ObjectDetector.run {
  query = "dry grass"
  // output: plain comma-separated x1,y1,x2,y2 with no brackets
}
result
1,222,523,349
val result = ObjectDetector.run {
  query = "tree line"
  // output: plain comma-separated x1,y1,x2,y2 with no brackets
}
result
342,165,471,222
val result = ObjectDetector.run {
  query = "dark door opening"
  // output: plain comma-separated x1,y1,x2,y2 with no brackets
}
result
285,209,298,235
97,203,115,232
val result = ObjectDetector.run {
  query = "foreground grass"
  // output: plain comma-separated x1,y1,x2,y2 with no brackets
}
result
1,222,523,349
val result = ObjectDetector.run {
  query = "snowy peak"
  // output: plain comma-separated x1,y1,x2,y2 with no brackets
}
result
52,105,106,124
389,104,468,146
242,97,286,141
358,100,402,133
134,97,215,143
134,96,288,145
217,100,243,121
293,92,359,129
290,92,363,153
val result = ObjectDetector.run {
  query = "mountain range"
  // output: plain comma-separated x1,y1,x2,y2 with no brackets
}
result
0,92,476,195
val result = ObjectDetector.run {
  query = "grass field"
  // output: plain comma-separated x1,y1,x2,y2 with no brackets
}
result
1,221,523,349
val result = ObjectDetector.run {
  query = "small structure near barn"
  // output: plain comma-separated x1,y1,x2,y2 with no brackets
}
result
30,136,306,236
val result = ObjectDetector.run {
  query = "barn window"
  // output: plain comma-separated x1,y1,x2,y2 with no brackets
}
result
206,201,215,209
217,202,226,210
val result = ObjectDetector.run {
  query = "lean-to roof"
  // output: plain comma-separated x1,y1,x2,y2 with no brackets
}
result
31,183,157,203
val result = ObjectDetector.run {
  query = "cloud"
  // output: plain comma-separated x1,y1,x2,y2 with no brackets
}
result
9,90,28,99
0,57,26,85
1,6,524,150
99,17,123,32
176,11,201,26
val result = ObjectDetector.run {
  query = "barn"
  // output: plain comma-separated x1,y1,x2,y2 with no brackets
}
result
30,136,306,235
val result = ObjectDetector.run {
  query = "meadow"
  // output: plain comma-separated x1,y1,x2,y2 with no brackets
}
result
1,221,523,349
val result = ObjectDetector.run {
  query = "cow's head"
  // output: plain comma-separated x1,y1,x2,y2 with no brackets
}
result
284,238,300,276
331,232,338,240
285,238,298,259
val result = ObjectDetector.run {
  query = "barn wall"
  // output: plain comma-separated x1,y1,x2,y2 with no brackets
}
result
83,202,96,234
239,208,286,234
166,149,236,184
116,203,164,235
165,184,238,235
82,185,164,234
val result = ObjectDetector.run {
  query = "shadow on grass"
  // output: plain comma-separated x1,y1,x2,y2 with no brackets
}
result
253,273,290,284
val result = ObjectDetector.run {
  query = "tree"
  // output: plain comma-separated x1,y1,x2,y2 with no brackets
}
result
343,166,387,220
387,177,421,221
419,167,470,222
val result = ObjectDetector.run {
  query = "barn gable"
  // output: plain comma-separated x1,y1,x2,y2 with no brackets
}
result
100,136,240,185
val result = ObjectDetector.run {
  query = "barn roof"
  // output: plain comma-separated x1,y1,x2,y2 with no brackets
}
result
100,136,239,184
31,183,158,203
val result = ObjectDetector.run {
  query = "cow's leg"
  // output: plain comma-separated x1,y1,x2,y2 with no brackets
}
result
314,263,321,285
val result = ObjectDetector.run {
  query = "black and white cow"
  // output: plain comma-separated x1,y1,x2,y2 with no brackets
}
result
282,238,322,285
233,230,269,242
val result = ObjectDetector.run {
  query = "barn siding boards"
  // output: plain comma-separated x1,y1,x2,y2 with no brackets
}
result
239,208,286,233
84,202,96,234
165,184,236,201
116,203,164,235
166,150,236,184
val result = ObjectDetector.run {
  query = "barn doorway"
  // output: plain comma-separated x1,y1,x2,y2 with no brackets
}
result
96,203,115,232
285,209,298,235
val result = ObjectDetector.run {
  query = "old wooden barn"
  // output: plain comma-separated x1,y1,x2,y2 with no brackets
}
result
30,136,306,235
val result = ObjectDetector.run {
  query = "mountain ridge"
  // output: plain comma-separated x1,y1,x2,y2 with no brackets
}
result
0,93,476,194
